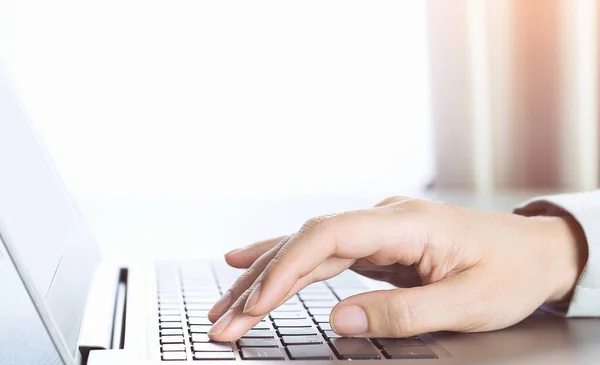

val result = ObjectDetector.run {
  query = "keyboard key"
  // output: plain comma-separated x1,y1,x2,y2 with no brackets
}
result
252,323,270,330
241,330,274,338
187,310,209,317
277,327,318,336
298,293,337,301
182,283,218,289
185,297,219,304
241,347,285,360
237,338,279,347
184,289,220,296
281,335,323,345
162,352,187,361
161,335,184,344
193,342,233,352
162,343,185,352
189,325,212,333
382,346,437,359
308,308,332,316
159,309,181,316
287,344,332,360
332,289,366,300
273,319,313,328
330,338,380,359
300,283,330,293
188,317,212,325
319,323,332,331
186,303,213,311
323,330,341,340
312,315,330,323
326,274,367,288
160,315,182,322
158,303,181,310
160,322,183,329
302,300,338,308
194,352,236,360
158,289,180,295
158,295,181,301
185,295,220,302
272,305,304,313
373,338,425,348
191,333,211,342
280,297,301,305
158,294,181,301
270,312,307,319
161,329,184,336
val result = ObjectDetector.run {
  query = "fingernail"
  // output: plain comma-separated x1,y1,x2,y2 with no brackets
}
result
209,290,233,316
208,309,235,335
331,305,369,336
243,282,262,313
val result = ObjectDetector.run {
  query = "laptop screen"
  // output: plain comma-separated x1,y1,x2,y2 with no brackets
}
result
0,67,101,359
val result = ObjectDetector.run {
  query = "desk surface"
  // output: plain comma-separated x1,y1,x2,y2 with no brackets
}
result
76,190,557,261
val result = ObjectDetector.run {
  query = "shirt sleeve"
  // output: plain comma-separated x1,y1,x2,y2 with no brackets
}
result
513,191,600,317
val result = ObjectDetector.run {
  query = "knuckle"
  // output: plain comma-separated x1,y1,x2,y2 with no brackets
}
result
301,214,335,231
395,198,431,213
237,268,254,283
231,269,254,292
374,196,410,207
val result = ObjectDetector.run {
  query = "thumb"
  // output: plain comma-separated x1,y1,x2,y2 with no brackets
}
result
330,277,469,338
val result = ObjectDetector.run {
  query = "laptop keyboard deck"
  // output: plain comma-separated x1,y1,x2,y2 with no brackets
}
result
156,261,437,361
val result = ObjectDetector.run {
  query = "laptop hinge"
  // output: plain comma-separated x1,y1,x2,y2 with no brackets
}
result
110,269,128,351
78,262,123,364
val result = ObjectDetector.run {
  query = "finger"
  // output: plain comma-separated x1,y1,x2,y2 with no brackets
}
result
209,276,315,342
208,238,288,323
207,288,267,342
243,206,427,317
225,236,287,268
330,273,474,338
209,257,354,342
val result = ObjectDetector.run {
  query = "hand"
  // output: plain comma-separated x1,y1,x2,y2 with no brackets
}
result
207,196,587,341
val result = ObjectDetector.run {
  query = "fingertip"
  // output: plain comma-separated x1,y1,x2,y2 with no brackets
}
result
224,252,252,269
208,312,264,342
207,313,219,324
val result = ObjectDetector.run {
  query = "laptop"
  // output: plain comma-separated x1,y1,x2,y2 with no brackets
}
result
1,65,600,365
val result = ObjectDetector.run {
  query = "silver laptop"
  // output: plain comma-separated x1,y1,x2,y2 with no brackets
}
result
1,66,600,365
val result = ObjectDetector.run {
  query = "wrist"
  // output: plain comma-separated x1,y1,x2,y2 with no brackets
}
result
539,215,588,303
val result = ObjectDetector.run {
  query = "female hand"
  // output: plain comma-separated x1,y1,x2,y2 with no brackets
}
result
207,196,587,341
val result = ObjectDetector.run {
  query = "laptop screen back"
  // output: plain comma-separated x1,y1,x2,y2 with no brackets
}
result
0,67,101,359
0,236,64,365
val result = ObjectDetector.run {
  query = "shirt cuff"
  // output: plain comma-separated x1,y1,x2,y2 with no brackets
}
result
514,191,600,317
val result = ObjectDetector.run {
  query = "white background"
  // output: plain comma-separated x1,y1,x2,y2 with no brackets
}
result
0,1,433,257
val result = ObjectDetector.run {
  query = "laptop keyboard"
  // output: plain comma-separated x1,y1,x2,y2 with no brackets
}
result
156,260,437,361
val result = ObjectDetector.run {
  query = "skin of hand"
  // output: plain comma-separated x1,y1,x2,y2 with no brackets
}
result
206,196,588,341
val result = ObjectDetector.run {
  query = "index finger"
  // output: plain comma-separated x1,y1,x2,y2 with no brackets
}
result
242,207,425,317
225,236,287,268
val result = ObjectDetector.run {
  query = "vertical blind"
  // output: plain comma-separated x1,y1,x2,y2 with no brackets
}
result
428,0,599,192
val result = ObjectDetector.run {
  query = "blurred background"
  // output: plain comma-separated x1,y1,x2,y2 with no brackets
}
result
0,0,598,258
